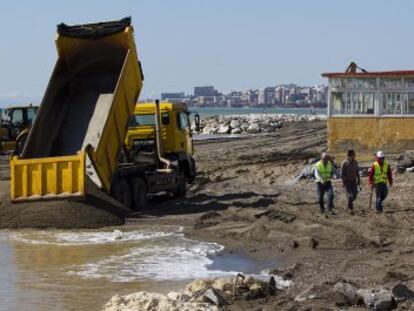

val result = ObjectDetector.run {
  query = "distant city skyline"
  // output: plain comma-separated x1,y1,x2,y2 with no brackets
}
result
151,83,328,109
1,1,414,107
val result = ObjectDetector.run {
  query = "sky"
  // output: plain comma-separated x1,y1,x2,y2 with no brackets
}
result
0,0,413,105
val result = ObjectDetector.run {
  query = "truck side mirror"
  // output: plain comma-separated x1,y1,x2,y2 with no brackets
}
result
194,113,200,132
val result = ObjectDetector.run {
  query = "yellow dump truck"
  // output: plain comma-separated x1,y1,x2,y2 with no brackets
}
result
0,105,38,154
124,102,199,184
11,18,146,203
10,18,197,211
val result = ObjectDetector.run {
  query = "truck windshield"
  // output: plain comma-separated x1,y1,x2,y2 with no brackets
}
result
129,113,170,127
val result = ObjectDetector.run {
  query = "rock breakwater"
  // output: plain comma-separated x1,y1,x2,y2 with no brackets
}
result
199,114,327,135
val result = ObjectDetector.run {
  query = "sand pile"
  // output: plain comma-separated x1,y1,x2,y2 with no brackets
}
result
0,178,128,229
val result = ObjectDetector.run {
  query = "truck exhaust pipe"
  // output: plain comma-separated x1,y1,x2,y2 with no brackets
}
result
154,99,172,172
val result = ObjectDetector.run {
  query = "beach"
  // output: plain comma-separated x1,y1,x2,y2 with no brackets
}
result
1,120,414,310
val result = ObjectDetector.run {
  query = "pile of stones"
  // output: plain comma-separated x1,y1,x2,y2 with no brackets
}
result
199,114,327,135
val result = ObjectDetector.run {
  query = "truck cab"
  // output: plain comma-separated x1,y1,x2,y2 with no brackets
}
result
125,102,199,183
0,105,38,154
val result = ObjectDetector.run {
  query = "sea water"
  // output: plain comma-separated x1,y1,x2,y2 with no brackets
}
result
0,225,275,310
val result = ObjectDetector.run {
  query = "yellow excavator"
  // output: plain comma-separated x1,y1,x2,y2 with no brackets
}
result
0,104,38,154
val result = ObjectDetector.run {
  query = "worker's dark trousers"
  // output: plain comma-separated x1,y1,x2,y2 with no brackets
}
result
375,183,388,212
317,182,334,212
344,181,358,210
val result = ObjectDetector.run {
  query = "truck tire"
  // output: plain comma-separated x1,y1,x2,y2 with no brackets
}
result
173,172,187,198
112,179,133,210
132,177,148,210
188,157,196,184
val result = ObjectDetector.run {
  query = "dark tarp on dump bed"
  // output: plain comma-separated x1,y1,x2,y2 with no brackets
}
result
57,17,131,39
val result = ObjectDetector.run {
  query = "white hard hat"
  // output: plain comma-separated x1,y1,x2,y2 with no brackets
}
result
376,150,385,158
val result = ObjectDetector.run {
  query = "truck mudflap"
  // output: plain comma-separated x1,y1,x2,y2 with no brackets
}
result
10,151,86,201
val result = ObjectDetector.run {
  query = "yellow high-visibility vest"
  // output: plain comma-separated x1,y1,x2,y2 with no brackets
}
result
315,160,333,183
373,161,389,185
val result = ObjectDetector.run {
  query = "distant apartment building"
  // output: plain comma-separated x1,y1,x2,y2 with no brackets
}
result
246,90,258,107
227,91,247,108
194,86,218,97
158,83,327,108
194,95,226,107
258,87,275,106
275,86,287,105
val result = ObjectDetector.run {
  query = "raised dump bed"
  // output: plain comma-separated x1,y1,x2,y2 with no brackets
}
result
11,17,143,201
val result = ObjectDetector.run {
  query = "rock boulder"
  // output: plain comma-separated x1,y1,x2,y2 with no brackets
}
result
246,123,261,134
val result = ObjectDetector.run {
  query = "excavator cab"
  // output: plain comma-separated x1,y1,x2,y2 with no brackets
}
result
0,105,38,154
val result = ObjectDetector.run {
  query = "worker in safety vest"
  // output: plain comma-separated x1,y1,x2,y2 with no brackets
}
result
314,152,334,214
368,151,393,213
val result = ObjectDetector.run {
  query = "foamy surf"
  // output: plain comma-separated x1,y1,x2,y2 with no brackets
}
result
6,227,181,246
5,226,276,284
67,238,236,282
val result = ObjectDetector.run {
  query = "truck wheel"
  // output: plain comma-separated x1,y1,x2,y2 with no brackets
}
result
173,172,187,198
132,177,148,210
16,134,28,156
112,179,133,210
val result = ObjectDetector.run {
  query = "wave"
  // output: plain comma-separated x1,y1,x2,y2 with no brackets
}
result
6,228,182,246
67,238,233,282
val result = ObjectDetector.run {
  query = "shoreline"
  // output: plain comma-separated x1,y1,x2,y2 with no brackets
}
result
112,120,414,310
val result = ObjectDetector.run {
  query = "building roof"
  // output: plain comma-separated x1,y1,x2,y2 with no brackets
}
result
321,70,414,78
